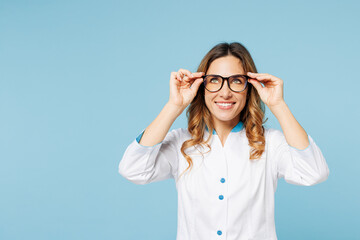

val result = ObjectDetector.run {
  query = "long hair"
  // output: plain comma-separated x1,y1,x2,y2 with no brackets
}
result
176,42,267,183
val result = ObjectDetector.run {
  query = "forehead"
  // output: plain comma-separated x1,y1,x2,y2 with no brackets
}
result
207,55,244,76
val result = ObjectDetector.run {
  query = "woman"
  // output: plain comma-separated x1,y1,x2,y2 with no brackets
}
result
118,42,330,240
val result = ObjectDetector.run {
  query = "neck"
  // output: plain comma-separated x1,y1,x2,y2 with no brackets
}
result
212,117,240,136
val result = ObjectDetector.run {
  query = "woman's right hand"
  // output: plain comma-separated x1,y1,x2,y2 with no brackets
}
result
168,69,205,109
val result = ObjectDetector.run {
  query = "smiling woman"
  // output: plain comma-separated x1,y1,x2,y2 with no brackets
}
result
203,55,251,146
118,41,330,240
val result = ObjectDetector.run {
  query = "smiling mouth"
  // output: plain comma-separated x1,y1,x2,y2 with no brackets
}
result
215,102,236,109
215,102,236,105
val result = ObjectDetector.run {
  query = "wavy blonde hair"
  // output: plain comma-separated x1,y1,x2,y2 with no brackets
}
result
176,42,268,183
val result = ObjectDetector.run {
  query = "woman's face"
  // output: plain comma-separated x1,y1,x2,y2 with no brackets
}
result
204,55,248,126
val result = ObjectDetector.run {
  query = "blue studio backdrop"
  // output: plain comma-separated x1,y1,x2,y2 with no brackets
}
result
0,0,359,239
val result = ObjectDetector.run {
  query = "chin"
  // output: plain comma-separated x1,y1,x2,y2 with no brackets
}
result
214,115,239,122
212,111,240,121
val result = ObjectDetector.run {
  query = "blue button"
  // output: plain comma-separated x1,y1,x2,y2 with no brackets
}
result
217,230,222,235
220,178,225,183
219,195,224,200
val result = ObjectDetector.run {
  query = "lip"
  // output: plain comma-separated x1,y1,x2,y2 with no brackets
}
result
215,101,236,104
215,101,236,110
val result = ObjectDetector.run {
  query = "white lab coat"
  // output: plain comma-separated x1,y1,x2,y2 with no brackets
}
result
118,121,330,240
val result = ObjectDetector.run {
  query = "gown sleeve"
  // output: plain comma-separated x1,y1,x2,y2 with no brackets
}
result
118,128,180,185
269,128,330,186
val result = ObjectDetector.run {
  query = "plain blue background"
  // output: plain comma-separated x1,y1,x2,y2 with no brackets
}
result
1,0,359,239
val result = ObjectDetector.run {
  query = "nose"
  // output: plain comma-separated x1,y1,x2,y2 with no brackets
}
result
219,79,232,97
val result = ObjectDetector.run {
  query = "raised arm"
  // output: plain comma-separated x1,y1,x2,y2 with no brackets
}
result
248,72,329,186
118,69,205,184
248,71,316,150
139,70,204,146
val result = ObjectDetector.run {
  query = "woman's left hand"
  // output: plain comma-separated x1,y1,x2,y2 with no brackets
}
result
247,72,285,108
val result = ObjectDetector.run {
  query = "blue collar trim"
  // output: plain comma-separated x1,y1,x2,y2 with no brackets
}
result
205,121,244,135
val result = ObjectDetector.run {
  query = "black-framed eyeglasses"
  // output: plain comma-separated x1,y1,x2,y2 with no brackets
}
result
202,74,249,92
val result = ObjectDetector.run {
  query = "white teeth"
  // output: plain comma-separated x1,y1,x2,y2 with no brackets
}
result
216,103,233,106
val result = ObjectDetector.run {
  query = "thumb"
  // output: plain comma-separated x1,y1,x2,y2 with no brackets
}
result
190,78,204,92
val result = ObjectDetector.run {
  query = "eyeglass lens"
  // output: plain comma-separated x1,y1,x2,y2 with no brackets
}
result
203,75,247,92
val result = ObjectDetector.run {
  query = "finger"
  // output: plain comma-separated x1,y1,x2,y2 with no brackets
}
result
256,76,281,85
172,72,181,82
177,72,183,81
248,75,274,83
247,72,269,76
252,76,273,81
248,72,270,78
190,78,203,91
249,78,270,88
178,69,193,79
187,72,205,85
189,71,205,78
177,71,187,82
251,78,273,88
249,78,264,90
248,72,281,81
